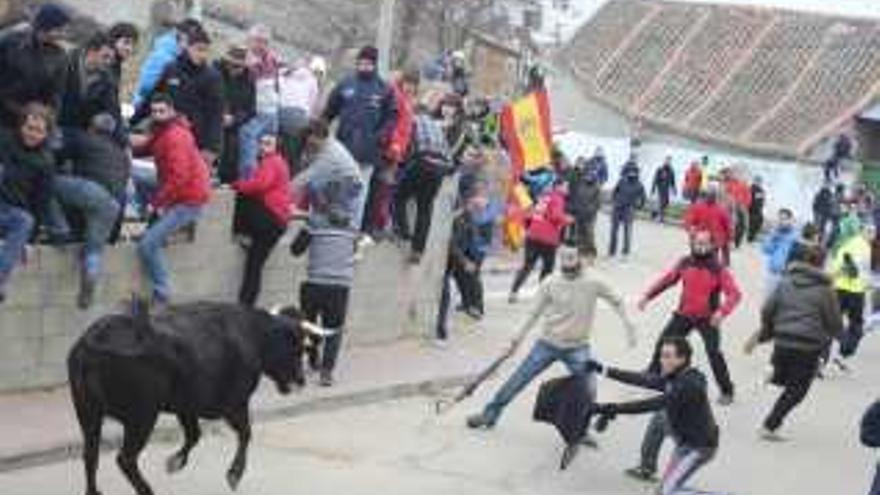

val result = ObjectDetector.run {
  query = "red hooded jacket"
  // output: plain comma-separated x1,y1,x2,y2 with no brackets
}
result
725,178,752,209
385,80,414,165
233,151,292,226
644,254,741,319
684,200,732,248
526,189,570,247
143,117,211,209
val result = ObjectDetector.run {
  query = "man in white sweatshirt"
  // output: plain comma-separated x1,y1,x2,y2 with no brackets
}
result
467,246,638,429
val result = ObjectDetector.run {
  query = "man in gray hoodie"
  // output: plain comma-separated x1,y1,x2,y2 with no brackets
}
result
746,240,843,440
294,119,363,229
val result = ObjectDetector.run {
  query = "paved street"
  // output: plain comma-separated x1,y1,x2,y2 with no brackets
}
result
3,218,878,494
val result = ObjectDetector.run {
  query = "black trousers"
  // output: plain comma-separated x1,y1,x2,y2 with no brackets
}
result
763,346,821,431
649,314,735,396
748,208,763,242
511,239,557,295
734,208,747,248
436,257,483,339
838,290,866,358
300,282,350,373
392,165,444,254
572,215,597,256
237,198,286,306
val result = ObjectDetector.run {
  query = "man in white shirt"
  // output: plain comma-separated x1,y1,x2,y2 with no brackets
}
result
467,246,638,429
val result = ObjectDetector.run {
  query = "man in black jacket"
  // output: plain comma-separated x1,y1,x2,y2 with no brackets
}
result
0,4,71,127
59,32,121,141
651,156,676,224
215,45,255,184
52,114,131,308
747,175,766,242
133,27,223,168
565,158,602,256
589,337,720,495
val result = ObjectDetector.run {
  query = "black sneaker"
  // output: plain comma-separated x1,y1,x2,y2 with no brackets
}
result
559,443,581,471
466,412,495,430
625,466,657,482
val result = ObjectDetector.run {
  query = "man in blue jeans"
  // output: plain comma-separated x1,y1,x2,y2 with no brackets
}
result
466,247,637,430
609,164,647,258
50,114,130,308
0,104,55,303
131,94,211,304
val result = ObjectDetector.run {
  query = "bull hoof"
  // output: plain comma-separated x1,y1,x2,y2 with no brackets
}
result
165,453,186,474
226,468,243,491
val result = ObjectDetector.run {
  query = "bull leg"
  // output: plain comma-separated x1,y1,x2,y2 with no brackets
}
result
76,406,104,495
224,406,252,491
116,414,158,495
166,413,201,474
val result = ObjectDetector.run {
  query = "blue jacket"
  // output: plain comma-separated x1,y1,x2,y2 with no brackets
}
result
323,73,398,165
612,176,646,212
762,226,799,274
132,31,178,109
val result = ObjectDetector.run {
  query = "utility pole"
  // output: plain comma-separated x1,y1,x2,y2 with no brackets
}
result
377,0,397,77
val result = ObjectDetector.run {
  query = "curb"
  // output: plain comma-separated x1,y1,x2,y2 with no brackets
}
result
0,374,475,474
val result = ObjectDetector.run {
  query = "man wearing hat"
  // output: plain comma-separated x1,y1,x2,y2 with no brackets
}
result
0,3,71,126
323,45,398,237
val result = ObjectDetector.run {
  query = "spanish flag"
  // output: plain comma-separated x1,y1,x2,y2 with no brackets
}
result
501,89,553,176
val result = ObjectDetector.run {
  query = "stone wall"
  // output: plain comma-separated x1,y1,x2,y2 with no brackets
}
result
0,184,457,393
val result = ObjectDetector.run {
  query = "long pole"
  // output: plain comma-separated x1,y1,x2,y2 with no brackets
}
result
377,0,397,77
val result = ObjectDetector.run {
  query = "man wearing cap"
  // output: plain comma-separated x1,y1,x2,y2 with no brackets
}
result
215,45,255,184
0,3,71,126
323,45,398,236
238,24,280,177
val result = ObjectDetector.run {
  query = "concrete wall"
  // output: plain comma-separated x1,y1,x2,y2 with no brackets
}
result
0,185,457,393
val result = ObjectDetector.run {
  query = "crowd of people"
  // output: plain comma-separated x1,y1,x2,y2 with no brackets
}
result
460,130,880,493
2,3,880,493
0,4,508,386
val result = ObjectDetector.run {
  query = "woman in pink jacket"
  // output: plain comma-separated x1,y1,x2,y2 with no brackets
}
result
509,182,572,303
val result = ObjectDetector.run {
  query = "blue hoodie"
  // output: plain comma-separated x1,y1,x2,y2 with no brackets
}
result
132,30,178,110
762,226,799,275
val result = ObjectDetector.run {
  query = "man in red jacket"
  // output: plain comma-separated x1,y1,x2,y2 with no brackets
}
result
132,93,211,304
683,186,733,266
638,230,741,404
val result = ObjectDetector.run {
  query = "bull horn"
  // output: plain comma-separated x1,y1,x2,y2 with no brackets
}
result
301,320,338,337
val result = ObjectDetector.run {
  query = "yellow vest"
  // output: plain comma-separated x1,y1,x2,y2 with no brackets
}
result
832,236,871,294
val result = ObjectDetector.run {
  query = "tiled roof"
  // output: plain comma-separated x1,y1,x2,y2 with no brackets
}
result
566,0,880,157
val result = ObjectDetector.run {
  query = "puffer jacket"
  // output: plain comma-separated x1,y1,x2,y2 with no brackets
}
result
323,73,398,165
526,189,569,247
233,151,291,227
565,168,601,220
138,117,211,208
611,176,646,212
760,262,843,352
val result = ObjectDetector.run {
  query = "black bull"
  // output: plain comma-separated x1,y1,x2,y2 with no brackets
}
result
67,301,320,495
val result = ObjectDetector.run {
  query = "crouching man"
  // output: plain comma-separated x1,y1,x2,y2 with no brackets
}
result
588,337,720,495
